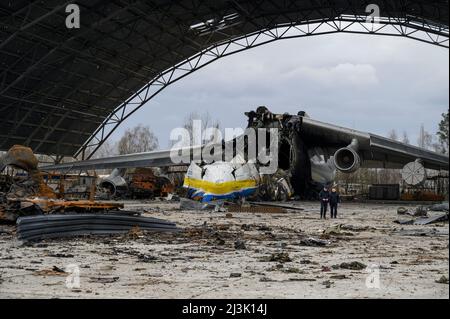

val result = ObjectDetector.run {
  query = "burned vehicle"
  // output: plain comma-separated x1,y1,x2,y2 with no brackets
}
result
98,167,174,199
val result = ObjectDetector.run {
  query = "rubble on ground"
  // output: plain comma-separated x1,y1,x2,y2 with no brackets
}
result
260,252,292,263
429,202,449,212
299,237,331,247
395,212,448,225
397,206,428,217
335,261,367,270
436,275,449,284
0,201,448,298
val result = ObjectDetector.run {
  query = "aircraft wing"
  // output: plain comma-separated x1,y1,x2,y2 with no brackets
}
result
41,115,449,173
41,148,193,171
299,117,449,171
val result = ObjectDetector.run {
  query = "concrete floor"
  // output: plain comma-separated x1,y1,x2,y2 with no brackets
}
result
0,200,448,298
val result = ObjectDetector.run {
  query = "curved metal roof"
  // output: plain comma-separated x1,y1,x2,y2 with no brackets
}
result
0,0,448,157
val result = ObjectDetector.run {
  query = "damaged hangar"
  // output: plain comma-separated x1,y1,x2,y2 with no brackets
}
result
0,1,449,300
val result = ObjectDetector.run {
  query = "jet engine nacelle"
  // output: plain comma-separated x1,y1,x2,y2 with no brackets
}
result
333,139,361,173
98,168,128,196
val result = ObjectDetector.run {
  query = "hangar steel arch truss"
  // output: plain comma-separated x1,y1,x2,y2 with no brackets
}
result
77,12,448,159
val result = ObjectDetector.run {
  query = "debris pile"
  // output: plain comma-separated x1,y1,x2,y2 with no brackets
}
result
260,252,292,263
257,169,293,201
395,203,449,225
334,261,367,270
428,202,450,212
33,266,67,276
0,145,180,242
0,145,56,199
226,202,286,214
436,275,449,284
299,237,331,247
397,206,428,217
0,145,59,222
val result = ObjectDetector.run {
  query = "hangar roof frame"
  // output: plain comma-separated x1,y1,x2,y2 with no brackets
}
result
0,0,448,160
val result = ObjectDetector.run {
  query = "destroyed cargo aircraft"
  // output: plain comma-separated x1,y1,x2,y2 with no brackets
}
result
40,107,449,199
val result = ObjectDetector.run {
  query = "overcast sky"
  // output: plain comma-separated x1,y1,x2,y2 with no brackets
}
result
109,33,449,149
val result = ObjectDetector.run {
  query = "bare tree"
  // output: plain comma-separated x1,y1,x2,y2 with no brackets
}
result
174,111,221,146
91,140,117,159
437,111,449,154
387,129,398,141
417,124,434,150
401,131,410,145
117,124,159,155
417,123,443,153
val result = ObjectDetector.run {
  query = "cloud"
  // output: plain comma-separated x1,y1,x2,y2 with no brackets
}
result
286,63,379,88
110,33,449,149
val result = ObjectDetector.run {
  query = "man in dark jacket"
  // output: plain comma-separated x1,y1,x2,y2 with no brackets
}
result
319,186,330,219
329,188,341,218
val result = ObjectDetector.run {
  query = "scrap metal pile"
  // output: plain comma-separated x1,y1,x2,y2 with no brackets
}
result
0,145,58,222
395,202,449,225
0,145,123,223
0,145,179,241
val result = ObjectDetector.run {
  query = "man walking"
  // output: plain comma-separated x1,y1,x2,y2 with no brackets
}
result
329,187,340,218
319,186,330,219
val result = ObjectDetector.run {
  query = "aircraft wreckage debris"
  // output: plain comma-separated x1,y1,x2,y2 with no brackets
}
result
395,204,449,225
226,203,286,214
334,261,367,270
0,145,128,223
299,237,331,247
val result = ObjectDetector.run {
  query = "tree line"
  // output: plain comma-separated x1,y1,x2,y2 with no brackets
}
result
387,111,449,154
